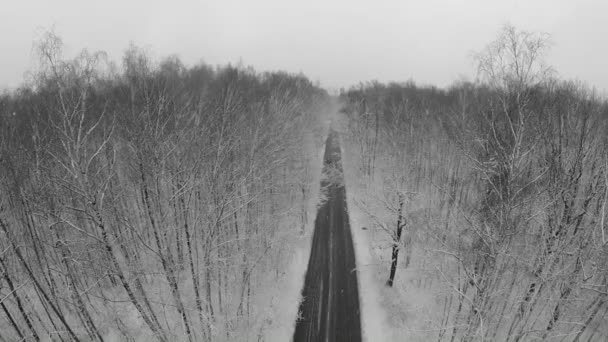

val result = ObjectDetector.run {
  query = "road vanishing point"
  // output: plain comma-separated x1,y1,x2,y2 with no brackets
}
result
293,130,362,342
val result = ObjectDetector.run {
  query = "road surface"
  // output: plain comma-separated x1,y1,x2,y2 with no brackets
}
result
293,130,362,342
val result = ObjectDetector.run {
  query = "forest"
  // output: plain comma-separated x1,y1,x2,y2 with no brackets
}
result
1,25,607,341
339,25,608,341
0,32,328,341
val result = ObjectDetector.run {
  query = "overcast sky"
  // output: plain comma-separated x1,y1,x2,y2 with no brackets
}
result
1,0,607,92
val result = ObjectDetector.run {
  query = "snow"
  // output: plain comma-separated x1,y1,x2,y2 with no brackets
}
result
333,118,392,341
334,111,441,341
262,105,439,342
260,114,329,341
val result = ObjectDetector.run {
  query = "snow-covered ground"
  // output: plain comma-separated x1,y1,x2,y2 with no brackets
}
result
334,111,441,341
262,106,440,342
261,116,330,341
333,121,392,341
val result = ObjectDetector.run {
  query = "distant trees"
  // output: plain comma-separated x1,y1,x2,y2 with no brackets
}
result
341,25,608,341
0,32,327,341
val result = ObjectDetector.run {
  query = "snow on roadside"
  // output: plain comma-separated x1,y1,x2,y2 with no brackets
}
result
334,111,441,341
330,114,393,342
261,117,330,341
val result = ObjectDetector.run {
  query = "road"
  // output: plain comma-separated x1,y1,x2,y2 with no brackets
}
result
293,130,362,342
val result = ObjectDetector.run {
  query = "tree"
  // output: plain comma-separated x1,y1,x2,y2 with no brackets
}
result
0,31,328,341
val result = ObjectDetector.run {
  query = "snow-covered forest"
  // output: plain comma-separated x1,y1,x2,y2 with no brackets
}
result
1,24,607,342
339,26,608,341
0,32,328,341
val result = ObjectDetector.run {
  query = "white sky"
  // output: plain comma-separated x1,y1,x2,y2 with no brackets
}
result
1,0,607,92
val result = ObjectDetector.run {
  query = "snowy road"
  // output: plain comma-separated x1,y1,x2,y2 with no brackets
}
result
293,130,361,342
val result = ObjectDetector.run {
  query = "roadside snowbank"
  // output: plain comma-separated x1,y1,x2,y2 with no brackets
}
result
332,116,393,341
261,117,330,341
334,111,440,341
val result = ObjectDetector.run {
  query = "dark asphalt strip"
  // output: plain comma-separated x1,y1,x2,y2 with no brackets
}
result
293,131,362,342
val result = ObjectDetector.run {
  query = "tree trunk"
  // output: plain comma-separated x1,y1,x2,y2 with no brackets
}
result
387,193,405,287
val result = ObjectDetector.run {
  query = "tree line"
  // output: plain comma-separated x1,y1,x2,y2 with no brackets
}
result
340,25,608,341
0,31,328,341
